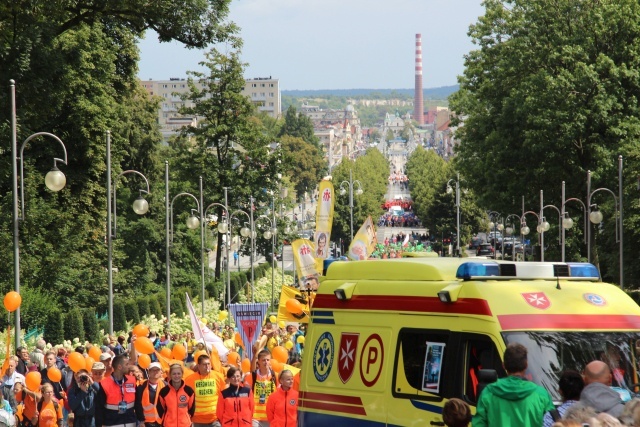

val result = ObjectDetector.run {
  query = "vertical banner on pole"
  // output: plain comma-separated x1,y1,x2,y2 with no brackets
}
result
291,239,321,290
314,180,335,261
347,215,377,260
228,302,269,362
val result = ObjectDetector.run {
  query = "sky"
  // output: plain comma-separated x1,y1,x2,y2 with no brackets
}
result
137,0,486,91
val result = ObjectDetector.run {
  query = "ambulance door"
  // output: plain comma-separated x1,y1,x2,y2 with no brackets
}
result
458,333,505,406
389,328,458,427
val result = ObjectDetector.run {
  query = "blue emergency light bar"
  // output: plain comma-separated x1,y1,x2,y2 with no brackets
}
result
455,261,600,281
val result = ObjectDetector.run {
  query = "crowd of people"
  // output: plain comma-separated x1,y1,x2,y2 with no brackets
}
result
388,172,409,190
440,343,640,427
377,211,421,228
0,320,303,427
368,232,433,259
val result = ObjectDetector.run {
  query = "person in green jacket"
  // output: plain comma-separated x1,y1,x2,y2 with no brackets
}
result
473,343,555,427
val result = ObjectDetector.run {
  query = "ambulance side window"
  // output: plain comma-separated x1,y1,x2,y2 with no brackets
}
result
464,336,504,405
393,328,452,400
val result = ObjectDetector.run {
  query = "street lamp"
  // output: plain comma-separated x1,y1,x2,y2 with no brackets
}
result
487,211,501,259
587,156,623,288
230,201,254,301
561,180,587,263
202,185,231,316
521,207,547,261
165,172,200,328
11,80,69,347
503,214,521,260
446,172,461,257
107,131,150,335
339,169,363,240
256,212,277,310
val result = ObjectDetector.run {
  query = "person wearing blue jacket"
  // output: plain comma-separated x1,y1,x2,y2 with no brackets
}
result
68,369,98,427
473,343,554,427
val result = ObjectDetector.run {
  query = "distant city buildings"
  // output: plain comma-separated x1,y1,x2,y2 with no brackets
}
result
140,76,281,143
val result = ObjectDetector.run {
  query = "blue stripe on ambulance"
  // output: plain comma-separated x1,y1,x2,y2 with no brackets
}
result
299,411,403,427
311,310,335,324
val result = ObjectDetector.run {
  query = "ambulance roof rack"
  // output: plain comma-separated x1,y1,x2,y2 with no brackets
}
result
455,261,600,282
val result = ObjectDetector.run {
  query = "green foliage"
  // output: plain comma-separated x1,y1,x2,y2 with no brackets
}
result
331,149,389,245
149,296,162,318
64,309,84,341
450,0,640,285
113,301,127,332
137,298,150,318
278,106,320,147
157,292,167,317
44,309,64,345
124,301,140,325
82,309,99,344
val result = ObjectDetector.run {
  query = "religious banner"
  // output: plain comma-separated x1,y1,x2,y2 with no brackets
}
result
276,285,312,324
314,180,335,261
347,216,377,260
291,239,322,289
228,302,269,362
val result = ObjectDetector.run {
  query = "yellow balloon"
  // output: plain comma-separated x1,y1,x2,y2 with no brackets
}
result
218,311,228,321
278,321,286,329
296,335,305,344
200,318,208,324
269,315,277,323
285,341,294,350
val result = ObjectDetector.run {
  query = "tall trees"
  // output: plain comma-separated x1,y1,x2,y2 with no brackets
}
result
451,0,640,283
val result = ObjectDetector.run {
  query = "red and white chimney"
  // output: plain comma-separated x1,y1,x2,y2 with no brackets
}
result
414,33,424,125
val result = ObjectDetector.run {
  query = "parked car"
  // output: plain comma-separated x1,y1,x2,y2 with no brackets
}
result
476,243,495,257
469,237,485,250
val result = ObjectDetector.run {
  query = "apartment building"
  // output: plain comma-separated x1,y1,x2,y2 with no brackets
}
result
140,76,281,143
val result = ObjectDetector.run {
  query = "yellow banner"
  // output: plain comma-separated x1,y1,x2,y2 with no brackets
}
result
276,285,313,324
314,181,335,260
291,239,322,289
347,215,377,260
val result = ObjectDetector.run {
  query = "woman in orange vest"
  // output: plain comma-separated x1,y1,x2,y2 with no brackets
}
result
216,367,254,427
157,364,195,427
266,370,298,427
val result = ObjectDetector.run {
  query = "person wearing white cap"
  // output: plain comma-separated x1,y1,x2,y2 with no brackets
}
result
100,352,114,377
135,362,167,427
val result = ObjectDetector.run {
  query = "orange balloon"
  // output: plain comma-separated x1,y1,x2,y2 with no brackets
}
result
133,324,149,337
84,357,95,372
234,332,244,348
4,291,21,312
68,352,85,373
47,367,61,383
138,354,151,369
227,351,240,367
172,344,186,361
88,346,101,361
241,358,251,373
286,299,303,315
272,346,289,364
134,336,155,355
270,359,283,373
160,347,172,359
25,371,41,391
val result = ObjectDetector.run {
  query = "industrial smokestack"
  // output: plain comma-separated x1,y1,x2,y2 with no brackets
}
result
414,33,424,125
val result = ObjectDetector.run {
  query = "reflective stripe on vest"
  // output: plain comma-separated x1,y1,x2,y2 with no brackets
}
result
141,381,165,423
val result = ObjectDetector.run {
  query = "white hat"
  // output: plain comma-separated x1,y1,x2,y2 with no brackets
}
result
147,362,162,370
99,352,113,361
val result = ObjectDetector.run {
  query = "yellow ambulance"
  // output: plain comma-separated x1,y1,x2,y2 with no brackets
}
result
299,257,640,426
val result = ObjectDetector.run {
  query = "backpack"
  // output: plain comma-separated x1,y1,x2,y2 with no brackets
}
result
251,369,277,392
36,400,59,415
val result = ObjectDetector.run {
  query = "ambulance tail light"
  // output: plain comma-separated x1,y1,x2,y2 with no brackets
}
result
334,282,356,301
438,283,463,303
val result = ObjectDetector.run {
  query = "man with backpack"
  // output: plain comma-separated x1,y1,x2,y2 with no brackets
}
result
244,350,278,427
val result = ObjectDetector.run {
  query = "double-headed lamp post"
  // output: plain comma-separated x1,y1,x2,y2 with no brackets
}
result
503,214,521,260
561,181,587,263
203,186,231,316
587,156,623,288
230,205,254,301
256,213,277,310
339,170,363,240
487,211,502,259
521,210,548,261
165,175,200,328
446,172,461,257
11,80,69,346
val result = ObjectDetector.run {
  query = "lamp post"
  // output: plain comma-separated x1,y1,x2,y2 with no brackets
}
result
11,80,69,347
339,170,363,240
561,181,587,262
202,186,231,315
503,214,521,260
487,211,501,259
521,209,548,261
542,200,562,260
165,171,200,328
446,172,461,257
107,131,150,335
586,156,623,288
256,213,277,310
230,205,253,301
